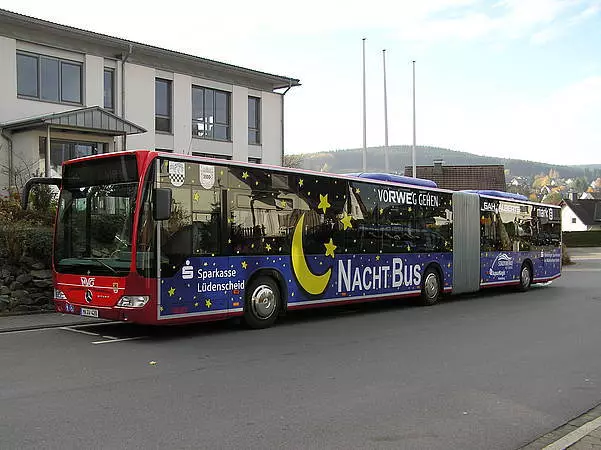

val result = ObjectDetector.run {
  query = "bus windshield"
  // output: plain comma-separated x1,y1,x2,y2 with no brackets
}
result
54,155,139,276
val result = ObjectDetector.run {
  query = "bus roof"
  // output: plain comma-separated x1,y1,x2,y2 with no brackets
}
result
61,149,561,209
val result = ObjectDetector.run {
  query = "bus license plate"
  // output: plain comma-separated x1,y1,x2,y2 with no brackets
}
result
80,308,99,318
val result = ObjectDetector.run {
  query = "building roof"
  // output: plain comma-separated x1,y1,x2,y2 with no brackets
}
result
563,198,601,226
0,8,300,92
1,106,146,136
403,164,506,191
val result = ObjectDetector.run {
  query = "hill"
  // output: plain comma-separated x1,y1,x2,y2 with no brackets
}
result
294,145,598,180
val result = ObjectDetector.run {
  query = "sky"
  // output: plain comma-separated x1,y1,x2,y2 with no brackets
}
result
2,0,601,165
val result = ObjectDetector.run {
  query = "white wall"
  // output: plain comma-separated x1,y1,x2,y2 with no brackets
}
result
84,54,104,108
232,85,248,162
261,92,283,165
173,73,191,154
562,206,588,232
124,63,155,150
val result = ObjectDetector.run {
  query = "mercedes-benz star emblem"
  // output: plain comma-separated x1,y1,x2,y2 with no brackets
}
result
85,290,93,303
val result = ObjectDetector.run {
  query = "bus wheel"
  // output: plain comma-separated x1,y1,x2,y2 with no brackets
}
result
518,263,532,292
244,276,280,329
419,268,441,306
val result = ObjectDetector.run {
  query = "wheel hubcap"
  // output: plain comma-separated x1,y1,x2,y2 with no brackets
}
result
522,267,531,287
424,273,439,299
250,285,276,319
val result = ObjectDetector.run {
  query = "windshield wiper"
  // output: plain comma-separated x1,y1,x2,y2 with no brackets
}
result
87,258,117,275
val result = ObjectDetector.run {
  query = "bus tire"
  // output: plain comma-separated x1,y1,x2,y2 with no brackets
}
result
419,267,441,306
518,262,532,292
243,276,281,329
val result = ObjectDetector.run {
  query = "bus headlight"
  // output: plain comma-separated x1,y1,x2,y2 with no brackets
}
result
117,296,150,308
54,289,67,300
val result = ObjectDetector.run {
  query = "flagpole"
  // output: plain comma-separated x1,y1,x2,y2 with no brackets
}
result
383,49,389,173
412,60,416,178
362,37,367,172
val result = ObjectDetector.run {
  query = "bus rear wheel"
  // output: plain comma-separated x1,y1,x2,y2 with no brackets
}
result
243,276,280,329
419,268,441,306
518,263,532,292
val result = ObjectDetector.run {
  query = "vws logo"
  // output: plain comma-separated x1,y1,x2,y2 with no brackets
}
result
81,277,95,287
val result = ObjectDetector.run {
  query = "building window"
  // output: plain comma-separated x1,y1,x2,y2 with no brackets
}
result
572,218,577,224
17,52,82,104
192,86,230,141
248,97,260,145
248,157,261,164
155,78,172,133
104,68,115,111
192,152,232,160
39,138,106,177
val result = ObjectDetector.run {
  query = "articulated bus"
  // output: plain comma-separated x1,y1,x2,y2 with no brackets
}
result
23,150,562,329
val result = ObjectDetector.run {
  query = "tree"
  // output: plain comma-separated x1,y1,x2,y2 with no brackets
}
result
282,154,304,169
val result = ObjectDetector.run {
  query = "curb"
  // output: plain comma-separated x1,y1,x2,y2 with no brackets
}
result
520,404,601,449
0,315,108,333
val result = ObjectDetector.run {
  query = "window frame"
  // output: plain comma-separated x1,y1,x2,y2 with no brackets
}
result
103,68,115,111
155,78,173,134
16,51,83,105
248,96,261,145
191,85,231,142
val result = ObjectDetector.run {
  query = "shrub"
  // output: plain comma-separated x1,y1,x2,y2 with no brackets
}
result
561,243,572,265
0,190,55,265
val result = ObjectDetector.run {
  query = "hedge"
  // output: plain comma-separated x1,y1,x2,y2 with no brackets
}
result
562,231,601,248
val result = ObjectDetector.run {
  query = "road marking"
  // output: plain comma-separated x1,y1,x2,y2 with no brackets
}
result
59,326,100,337
91,336,146,345
0,327,59,335
563,268,601,272
543,415,601,450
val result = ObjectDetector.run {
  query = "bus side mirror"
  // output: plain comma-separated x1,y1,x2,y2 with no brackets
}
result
153,188,172,221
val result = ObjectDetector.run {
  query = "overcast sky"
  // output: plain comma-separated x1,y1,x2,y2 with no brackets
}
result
3,0,601,164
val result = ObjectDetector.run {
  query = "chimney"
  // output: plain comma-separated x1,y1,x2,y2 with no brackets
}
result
571,192,578,201
433,159,444,175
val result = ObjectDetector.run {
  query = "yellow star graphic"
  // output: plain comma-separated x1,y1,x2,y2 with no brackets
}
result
227,238,232,244
408,206,412,212
299,179,304,187
281,200,287,208
355,187,360,194
407,245,411,252
376,255,380,261
242,171,249,179
241,261,248,269
205,299,212,308
340,212,353,230
193,191,200,202
318,194,331,214
324,238,337,258
379,208,384,215
168,287,175,296
160,306,164,312
265,243,272,251
194,302,199,307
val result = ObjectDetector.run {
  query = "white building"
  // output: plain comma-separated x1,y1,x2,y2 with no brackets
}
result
561,199,601,232
0,8,300,194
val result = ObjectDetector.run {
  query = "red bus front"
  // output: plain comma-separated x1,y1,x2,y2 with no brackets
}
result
52,151,159,324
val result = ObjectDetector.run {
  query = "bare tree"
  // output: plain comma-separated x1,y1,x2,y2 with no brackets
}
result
282,154,304,169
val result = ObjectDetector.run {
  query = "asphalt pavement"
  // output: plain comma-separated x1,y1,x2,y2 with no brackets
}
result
0,249,600,449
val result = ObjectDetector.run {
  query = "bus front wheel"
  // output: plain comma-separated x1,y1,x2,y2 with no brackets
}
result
419,268,441,306
518,263,532,292
243,276,281,329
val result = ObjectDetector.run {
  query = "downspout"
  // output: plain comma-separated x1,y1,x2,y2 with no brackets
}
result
120,44,133,151
1,128,13,195
280,78,293,166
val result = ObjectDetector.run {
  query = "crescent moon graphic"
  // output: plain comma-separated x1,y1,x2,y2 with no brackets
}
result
291,213,332,296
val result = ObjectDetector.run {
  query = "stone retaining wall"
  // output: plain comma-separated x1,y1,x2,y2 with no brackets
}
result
0,256,53,314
